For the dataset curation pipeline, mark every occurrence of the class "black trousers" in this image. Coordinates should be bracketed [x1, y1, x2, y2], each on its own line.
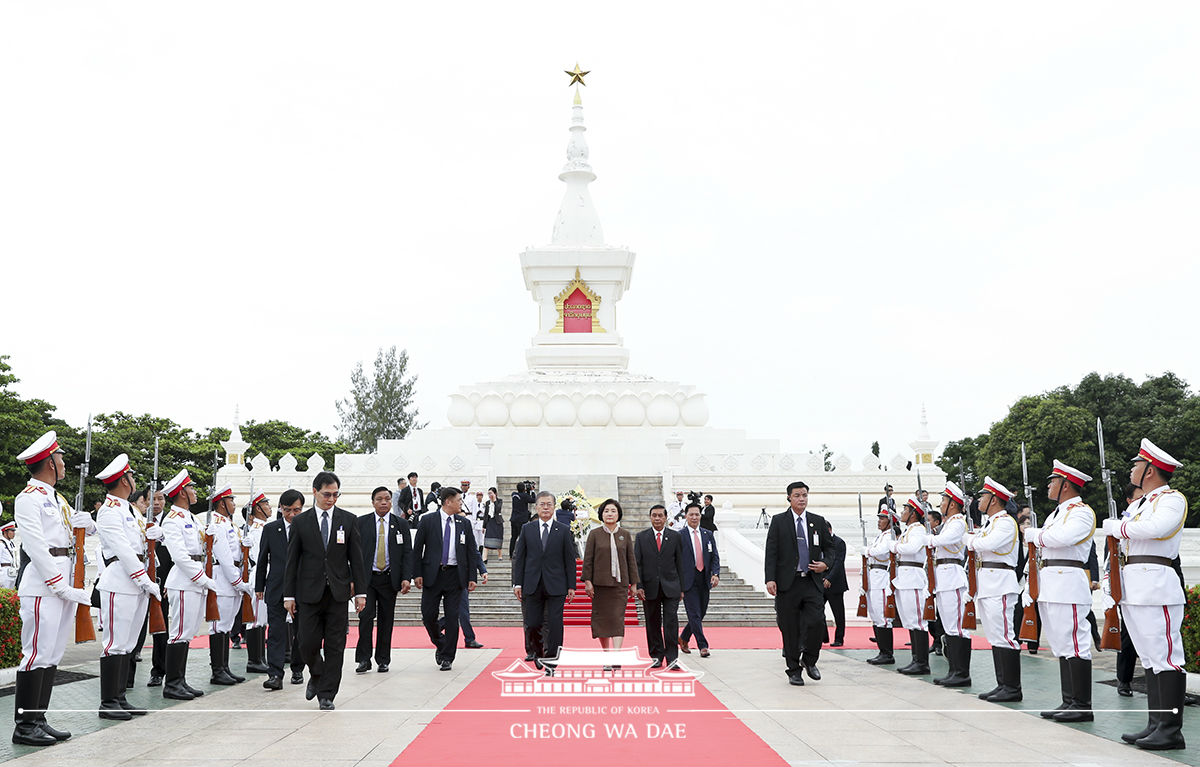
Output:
[266, 596, 304, 677]
[523, 582, 565, 660]
[643, 594, 680, 662]
[356, 571, 398, 665]
[776, 574, 824, 673]
[680, 579, 711, 649]
[1116, 609, 1137, 684]
[823, 589, 846, 644]
[421, 567, 462, 663]
[437, 588, 476, 643]
[509, 520, 524, 557]
[151, 568, 172, 676]
[296, 586, 349, 701]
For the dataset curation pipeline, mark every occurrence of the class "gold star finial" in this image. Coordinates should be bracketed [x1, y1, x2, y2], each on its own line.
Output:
[564, 63, 589, 87]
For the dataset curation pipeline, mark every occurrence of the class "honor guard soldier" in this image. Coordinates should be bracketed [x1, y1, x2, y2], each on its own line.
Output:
[242, 491, 272, 674]
[1027, 460, 1096, 723]
[927, 481, 971, 687]
[94, 454, 163, 720]
[0, 522, 17, 590]
[12, 431, 96, 746]
[864, 508, 898, 665]
[205, 484, 255, 685]
[160, 469, 217, 700]
[965, 477, 1022, 702]
[890, 497, 930, 675]
[1104, 438, 1187, 751]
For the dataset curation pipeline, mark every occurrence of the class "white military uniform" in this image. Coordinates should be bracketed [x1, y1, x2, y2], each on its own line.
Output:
[1111, 484, 1187, 672]
[0, 531, 17, 590]
[13, 479, 83, 671]
[162, 503, 210, 643]
[245, 517, 268, 627]
[96, 493, 152, 656]
[667, 498, 687, 530]
[890, 518, 929, 632]
[927, 513, 970, 637]
[971, 510, 1020, 650]
[864, 526, 895, 627]
[1031, 494, 1096, 660]
[207, 511, 247, 634]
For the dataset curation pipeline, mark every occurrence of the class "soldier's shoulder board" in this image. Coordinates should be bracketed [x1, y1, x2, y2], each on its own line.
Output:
[22, 484, 47, 495]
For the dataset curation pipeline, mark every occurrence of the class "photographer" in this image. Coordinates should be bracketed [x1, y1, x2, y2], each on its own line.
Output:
[509, 481, 536, 558]
[700, 494, 718, 532]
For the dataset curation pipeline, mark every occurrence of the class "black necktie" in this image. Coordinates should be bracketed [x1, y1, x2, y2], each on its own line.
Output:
[321, 511, 330, 549]
[541, 522, 549, 548]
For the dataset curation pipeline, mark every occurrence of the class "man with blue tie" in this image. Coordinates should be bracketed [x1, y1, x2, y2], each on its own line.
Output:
[678, 503, 720, 657]
[511, 491, 577, 670]
[413, 486, 479, 671]
[765, 481, 832, 686]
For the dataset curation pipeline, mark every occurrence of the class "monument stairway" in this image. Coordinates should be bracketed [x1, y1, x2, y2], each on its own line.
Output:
[365, 557, 778, 627]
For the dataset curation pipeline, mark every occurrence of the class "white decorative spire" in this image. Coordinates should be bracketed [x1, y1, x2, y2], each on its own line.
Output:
[551, 84, 605, 246]
[221, 406, 250, 466]
[910, 403, 939, 467]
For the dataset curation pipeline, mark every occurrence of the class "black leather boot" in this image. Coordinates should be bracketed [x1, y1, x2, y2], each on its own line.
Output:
[898, 630, 930, 675]
[1123, 670, 1159, 743]
[11, 669, 56, 746]
[1054, 657, 1093, 723]
[943, 637, 973, 687]
[210, 633, 238, 685]
[866, 626, 895, 665]
[1136, 670, 1186, 750]
[98, 655, 132, 720]
[178, 644, 205, 697]
[125, 649, 137, 689]
[223, 632, 246, 682]
[35, 666, 71, 741]
[116, 654, 146, 716]
[933, 634, 958, 684]
[1041, 658, 1072, 718]
[163, 643, 196, 700]
[988, 647, 1022, 702]
[245, 627, 270, 673]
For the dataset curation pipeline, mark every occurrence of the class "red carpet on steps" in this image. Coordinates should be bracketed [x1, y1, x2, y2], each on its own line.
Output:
[185, 624, 992, 651]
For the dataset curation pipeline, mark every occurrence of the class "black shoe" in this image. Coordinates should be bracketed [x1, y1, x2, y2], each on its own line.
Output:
[650, 658, 664, 669]
[377, 664, 389, 673]
[787, 672, 805, 686]
[245, 661, 270, 674]
[804, 664, 821, 681]
[11, 723, 57, 747]
[465, 641, 484, 649]
[147, 674, 163, 687]
[305, 679, 317, 700]
[163, 644, 196, 700]
[1136, 670, 1186, 750]
[291, 671, 304, 685]
[263, 676, 283, 691]
[12, 670, 57, 747]
[210, 667, 238, 686]
[318, 698, 335, 711]
[524, 654, 537, 662]
[34, 667, 72, 741]
[230, 638, 242, 650]
[1041, 659, 1073, 719]
[986, 648, 1023, 703]
[830, 640, 844, 647]
[866, 626, 896, 665]
[440, 660, 453, 671]
[1117, 681, 1133, 697]
[356, 661, 372, 673]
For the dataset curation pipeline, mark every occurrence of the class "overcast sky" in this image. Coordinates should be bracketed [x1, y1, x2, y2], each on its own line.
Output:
[2, 2, 1196, 462]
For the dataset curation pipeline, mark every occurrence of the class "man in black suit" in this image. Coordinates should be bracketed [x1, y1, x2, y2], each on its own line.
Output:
[395, 472, 424, 523]
[356, 486, 412, 674]
[821, 521, 848, 647]
[635, 505, 685, 668]
[412, 486, 479, 671]
[511, 490, 577, 669]
[509, 481, 537, 557]
[765, 481, 832, 686]
[255, 489, 305, 690]
[283, 472, 367, 710]
[878, 484, 896, 514]
[679, 503, 720, 657]
[700, 494, 718, 532]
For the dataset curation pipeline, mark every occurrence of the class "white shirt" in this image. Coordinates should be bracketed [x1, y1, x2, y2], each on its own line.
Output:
[440, 510, 458, 566]
[372, 513, 390, 571]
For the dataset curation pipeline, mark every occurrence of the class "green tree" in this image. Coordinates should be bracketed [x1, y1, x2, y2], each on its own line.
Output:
[937, 434, 990, 494]
[206, 420, 350, 471]
[336, 346, 425, 452]
[0, 356, 80, 515]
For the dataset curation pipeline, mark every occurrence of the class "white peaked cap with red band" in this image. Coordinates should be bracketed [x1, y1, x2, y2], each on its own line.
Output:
[17, 431, 64, 465]
[1048, 459, 1092, 487]
[163, 469, 194, 498]
[982, 476, 1015, 502]
[96, 453, 132, 484]
[250, 491, 267, 507]
[211, 484, 234, 503]
[904, 496, 924, 515]
[942, 481, 965, 506]
[1, 522, 16, 532]
[1134, 438, 1183, 474]
[877, 508, 900, 525]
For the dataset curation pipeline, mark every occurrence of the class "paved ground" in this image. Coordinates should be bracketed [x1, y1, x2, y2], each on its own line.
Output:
[0, 635, 1193, 766]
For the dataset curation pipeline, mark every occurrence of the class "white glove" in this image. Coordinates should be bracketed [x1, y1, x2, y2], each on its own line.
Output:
[70, 511, 96, 533]
[51, 581, 91, 605]
[200, 575, 218, 592]
[205, 523, 220, 537]
[887, 541, 897, 554]
[1101, 519, 1119, 537]
[1100, 592, 1116, 611]
[143, 581, 162, 601]
[144, 525, 165, 541]
[238, 582, 255, 597]
[963, 533, 976, 551]
[1100, 575, 1111, 597]
[1021, 591, 1035, 608]
[858, 587, 867, 597]
[1029, 530, 1043, 548]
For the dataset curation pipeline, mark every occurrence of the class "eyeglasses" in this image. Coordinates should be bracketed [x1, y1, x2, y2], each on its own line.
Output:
[318, 491, 340, 500]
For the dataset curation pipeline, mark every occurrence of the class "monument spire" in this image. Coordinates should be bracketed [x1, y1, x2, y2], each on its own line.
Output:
[552, 63, 604, 246]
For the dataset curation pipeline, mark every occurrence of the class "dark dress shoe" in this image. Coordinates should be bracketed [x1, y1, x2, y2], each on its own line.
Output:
[246, 662, 271, 674]
[699, 648, 711, 658]
[147, 674, 163, 687]
[830, 640, 844, 647]
[318, 698, 335, 711]
[12, 723, 57, 747]
[804, 664, 821, 681]
[290, 671, 304, 685]
[679, 637, 691, 654]
[464, 641, 484, 649]
[263, 676, 283, 691]
[1117, 681, 1132, 697]
[356, 661, 371, 673]
[787, 672, 805, 686]
[210, 668, 238, 686]
[230, 638, 242, 650]
[439, 660, 452, 671]
[377, 664, 389, 673]
[305, 679, 317, 701]
[524, 654, 537, 662]
[650, 658, 664, 669]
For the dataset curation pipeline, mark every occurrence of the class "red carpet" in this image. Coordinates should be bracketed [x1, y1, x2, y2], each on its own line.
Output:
[392, 645, 788, 767]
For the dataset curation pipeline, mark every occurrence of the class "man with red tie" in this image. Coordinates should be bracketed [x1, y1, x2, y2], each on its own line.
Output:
[634, 505, 685, 668]
[679, 503, 720, 657]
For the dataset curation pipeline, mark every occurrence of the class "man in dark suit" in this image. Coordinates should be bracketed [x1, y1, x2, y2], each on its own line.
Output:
[356, 486, 412, 674]
[255, 489, 306, 690]
[395, 472, 424, 523]
[283, 472, 367, 710]
[765, 481, 832, 686]
[412, 486, 479, 671]
[878, 484, 896, 514]
[700, 494, 718, 532]
[635, 504, 685, 668]
[509, 481, 537, 557]
[511, 491, 577, 669]
[821, 521, 848, 647]
[679, 503, 720, 657]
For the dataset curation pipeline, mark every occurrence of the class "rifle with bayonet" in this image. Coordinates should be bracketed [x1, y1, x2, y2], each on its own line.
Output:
[1018, 442, 1040, 642]
[857, 493, 869, 618]
[74, 415, 97, 643]
[960, 458, 978, 630]
[919, 470, 937, 622]
[203, 450, 220, 622]
[884, 506, 899, 620]
[1097, 418, 1123, 650]
[146, 437, 167, 634]
[240, 475, 256, 623]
